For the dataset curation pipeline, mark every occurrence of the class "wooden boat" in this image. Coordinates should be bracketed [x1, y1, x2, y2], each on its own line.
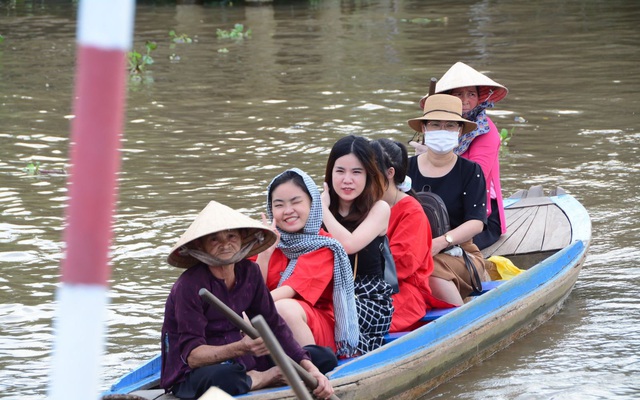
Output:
[102, 186, 591, 400]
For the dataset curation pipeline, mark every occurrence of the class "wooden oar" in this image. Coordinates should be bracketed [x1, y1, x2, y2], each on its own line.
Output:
[428, 77, 437, 95]
[252, 315, 312, 400]
[198, 288, 340, 400]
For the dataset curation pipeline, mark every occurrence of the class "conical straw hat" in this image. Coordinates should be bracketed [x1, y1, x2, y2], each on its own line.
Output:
[408, 94, 477, 134]
[419, 62, 508, 108]
[167, 201, 277, 268]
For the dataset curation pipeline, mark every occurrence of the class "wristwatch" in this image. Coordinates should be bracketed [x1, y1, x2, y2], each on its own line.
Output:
[444, 233, 454, 245]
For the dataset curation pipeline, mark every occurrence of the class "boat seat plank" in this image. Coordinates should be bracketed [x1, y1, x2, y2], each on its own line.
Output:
[504, 206, 532, 226]
[515, 205, 549, 253]
[505, 197, 555, 208]
[482, 208, 532, 257]
[484, 201, 572, 257]
[506, 207, 537, 231]
[505, 206, 539, 230]
[483, 187, 575, 259]
[523, 185, 544, 198]
[542, 205, 572, 250]
[488, 207, 538, 256]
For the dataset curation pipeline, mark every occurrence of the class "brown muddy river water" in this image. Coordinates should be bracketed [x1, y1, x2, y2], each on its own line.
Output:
[0, 1, 639, 399]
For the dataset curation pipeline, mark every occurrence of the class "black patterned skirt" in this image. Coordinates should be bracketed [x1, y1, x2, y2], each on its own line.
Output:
[354, 275, 394, 354]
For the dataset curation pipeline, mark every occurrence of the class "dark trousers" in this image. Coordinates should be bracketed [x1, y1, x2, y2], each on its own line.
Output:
[172, 362, 251, 399]
[473, 198, 502, 250]
[303, 344, 338, 374]
[171, 345, 336, 399]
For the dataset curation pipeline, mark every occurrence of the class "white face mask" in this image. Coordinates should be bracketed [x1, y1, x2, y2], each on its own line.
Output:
[424, 130, 459, 154]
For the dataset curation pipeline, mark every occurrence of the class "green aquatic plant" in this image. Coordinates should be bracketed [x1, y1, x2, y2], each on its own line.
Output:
[500, 128, 515, 145]
[128, 41, 157, 74]
[23, 161, 66, 176]
[216, 24, 251, 40]
[500, 116, 526, 146]
[0, 34, 4, 44]
[499, 116, 528, 146]
[169, 30, 192, 44]
[24, 161, 40, 175]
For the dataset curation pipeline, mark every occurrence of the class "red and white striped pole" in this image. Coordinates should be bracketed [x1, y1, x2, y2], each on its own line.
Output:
[49, 1, 135, 399]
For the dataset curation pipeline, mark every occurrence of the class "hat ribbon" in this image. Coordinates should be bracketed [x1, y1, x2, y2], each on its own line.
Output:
[482, 88, 495, 103]
[422, 109, 463, 118]
[179, 231, 266, 267]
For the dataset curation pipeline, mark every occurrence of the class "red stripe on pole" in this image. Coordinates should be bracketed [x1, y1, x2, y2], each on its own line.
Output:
[61, 45, 127, 285]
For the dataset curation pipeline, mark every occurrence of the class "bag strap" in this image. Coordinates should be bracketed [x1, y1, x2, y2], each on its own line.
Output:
[462, 250, 483, 294]
[353, 253, 358, 281]
[380, 236, 399, 294]
[420, 184, 433, 193]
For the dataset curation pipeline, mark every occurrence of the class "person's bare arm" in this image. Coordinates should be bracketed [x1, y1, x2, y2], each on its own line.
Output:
[186, 335, 270, 369]
[431, 219, 484, 256]
[321, 183, 390, 254]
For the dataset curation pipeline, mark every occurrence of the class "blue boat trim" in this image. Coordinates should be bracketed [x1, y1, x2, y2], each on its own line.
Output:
[328, 240, 586, 379]
[106, 354, 162, 395]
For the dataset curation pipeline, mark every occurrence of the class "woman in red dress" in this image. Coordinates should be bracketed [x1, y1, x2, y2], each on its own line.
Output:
[256, 168, 360, 365]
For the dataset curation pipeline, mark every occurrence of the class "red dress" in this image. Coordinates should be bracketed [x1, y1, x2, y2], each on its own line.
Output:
[388, 196, 436, 332]
[266, 229, 336, 351]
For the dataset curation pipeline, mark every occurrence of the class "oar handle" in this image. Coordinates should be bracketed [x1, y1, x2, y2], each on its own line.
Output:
[198, 288, 340, 400]
[428, 77, 437, 95]
[199, 288, 261, 339]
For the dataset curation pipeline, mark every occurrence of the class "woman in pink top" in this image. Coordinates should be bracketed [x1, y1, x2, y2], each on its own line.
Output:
[415, 62, 508, 249]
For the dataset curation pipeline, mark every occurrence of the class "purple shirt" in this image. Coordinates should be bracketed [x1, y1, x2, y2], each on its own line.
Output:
[160, 259, 310, 390]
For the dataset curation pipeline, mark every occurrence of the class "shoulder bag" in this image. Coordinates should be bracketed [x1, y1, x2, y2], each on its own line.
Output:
[380, 236, 399, 294]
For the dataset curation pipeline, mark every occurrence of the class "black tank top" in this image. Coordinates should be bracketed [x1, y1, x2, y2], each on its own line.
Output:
[336, 215, 385, 278]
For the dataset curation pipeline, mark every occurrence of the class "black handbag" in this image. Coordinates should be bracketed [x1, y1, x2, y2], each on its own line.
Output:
[380, 235, 399, 294]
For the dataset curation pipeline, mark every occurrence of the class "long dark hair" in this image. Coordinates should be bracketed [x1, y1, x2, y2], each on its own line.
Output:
[371, 138, 418, 199]
[324, 135, 385, 225]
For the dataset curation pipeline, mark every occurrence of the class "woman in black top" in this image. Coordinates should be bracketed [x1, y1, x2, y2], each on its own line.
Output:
[407, 94, 489, 306]
[321, 135, 394, 355]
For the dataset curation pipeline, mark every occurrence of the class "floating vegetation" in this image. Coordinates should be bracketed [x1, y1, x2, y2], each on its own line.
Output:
[0, 34, 4, 44]
[500, 116, 526, 146]
[169, 30, 193, 44]
[24, 161, 66, 176]
[216, 24, 251, 40]
[128, 41, 157, 75]
[169, 30, 193, 53]
[500, 127, 515, 146]
[218, 48, 229, 53]
[168, 31, 192, 62]
[24, 161, 40, 175]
